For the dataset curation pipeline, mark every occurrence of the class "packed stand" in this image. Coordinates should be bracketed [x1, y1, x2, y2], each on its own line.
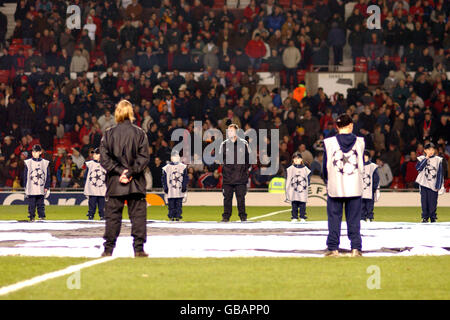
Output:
[0, 0, 449, 190]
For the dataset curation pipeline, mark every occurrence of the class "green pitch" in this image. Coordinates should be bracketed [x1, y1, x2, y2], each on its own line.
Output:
[1, 205, 449, 222]
[1, 256, 449, 300]
[0, 205, 449, 300]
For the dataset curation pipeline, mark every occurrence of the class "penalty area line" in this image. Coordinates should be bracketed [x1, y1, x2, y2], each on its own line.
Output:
[0, 256, 117, 296]
[248, 209, 291, 221]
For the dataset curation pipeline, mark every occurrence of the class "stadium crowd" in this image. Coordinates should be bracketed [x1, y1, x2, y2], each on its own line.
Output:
[0, 0, 449, 190]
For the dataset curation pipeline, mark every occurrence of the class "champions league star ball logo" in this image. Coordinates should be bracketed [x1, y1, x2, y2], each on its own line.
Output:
[89, 168, 106, 188]
[290, 175, 308, 193]
[424, 165, 437, 181]
[332, 149, 359, 175]
[30, 168, 45, 186]
[363, 173, 371, 190]
[170, 171, 183, 189]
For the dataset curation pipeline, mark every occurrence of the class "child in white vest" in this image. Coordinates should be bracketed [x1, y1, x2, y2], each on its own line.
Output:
[285, 153, 311, 222]
[361, 151, 380, 222]
[162, 153, 188, 221]
[84, 148, 107, 220]
[322, 114, 365, 257]
[24, 145, 50, 222]
[415, 143, 445, 223]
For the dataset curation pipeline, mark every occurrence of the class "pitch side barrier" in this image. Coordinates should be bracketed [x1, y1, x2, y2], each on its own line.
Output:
[1, 185, 449, 207]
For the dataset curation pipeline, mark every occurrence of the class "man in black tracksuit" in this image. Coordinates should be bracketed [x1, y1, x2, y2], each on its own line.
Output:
[218, 124, 251, 222]
[100, 100, 150, 257]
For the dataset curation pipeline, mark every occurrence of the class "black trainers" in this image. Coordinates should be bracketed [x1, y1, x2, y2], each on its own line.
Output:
[221, 218, 230, 222]
[240, 216, 247, 222]
[38, 217, 46, 221]
[88, 216, 94, 220]
[430, 218, 437, 223]
[422, 218, 429, 223]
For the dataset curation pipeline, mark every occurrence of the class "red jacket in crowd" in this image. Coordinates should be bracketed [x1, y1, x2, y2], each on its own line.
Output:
[245, 39, 266, 59]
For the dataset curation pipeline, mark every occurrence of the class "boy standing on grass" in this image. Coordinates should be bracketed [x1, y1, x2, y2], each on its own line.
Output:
[84, 148, 107, 220]
[416, 143, 445, 223]
[322, 114, 365, 257]
[285, 153, 311, 222]
[162, 152, 188, 221]
[361, 151, 380, 222]
[24, 145, 50, 222]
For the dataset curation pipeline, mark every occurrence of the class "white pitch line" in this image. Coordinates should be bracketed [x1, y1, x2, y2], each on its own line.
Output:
[248, 209, 291, 221]
[0, 256, 116, 296]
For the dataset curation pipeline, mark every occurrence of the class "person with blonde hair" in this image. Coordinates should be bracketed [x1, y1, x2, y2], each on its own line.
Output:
[100, 100, 150, 257]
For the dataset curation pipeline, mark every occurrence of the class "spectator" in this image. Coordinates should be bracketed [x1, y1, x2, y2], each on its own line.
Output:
[70, 49, 89, 73]
[327, 22, 346, 66]
[401, 151, 419, 188]
[282, 40, 301, 89]
[376, 158, 393, 188]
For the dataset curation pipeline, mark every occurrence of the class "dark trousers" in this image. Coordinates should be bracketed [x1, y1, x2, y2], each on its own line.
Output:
[361, 198, 374, 220]
[326, 196, 362, 251]
[285, 68, 298, 89]
[420, 186, 438, 220]
[291, 201, 306, 219]
[351, 47, 363, 64]
[222, 184, 247, 220]
[28, 195, 45, 219]
[333, 46, 343, 65]
[168, 197, 183, 219]
[103, 194, 147, 253]
[88, 196, 105, 218]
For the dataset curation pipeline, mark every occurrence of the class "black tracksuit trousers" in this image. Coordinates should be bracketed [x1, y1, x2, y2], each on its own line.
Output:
[103, 194, 147, 253]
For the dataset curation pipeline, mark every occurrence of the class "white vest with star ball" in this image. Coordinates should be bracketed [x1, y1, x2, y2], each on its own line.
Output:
[162, 162, 187, 199]
[415, 155, 442, 192]
[84, 160, 107, 196]
[285, 165, 311, 202]
[362, 162, 378, 199]
[24, 158, 49, 196]
[324, 136, 365, 198]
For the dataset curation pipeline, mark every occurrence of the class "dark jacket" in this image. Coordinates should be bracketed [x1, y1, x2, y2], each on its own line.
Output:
[100, 120, 150, 196]
[218, 137, 251, 185]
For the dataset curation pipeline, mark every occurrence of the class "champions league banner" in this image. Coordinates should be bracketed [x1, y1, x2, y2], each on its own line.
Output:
[0, 192, 167, 206]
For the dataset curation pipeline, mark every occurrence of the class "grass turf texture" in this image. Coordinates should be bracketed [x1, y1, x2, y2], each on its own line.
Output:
[0, 205, 449, 222]
[0, 256, 449, 299]
[1, 206, 449, 299]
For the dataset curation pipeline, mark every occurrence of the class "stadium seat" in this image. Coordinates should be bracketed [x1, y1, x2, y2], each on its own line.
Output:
[11, 38, 23, 45]
[390, 176, 405, 189]
[368, 70, 380, 85]
[279, 70, 287, 86]
[392, 56, 401, 68]
[258, 62, 269, 72]
[297, 69, 307, 82]
[213, 0, 225, 8]
[0, 70, 10, 84]
[280, 0, 292, 8]
[355, 57, 367, 72]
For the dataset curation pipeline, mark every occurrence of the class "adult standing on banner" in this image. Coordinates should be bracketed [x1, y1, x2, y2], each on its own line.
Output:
[100, 100, 150, 257]
[219, 124, 251, 222]
[322, 114, 365, 257]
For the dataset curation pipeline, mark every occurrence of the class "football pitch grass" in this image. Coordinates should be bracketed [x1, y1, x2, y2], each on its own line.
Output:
[0, 205, 449, 300]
